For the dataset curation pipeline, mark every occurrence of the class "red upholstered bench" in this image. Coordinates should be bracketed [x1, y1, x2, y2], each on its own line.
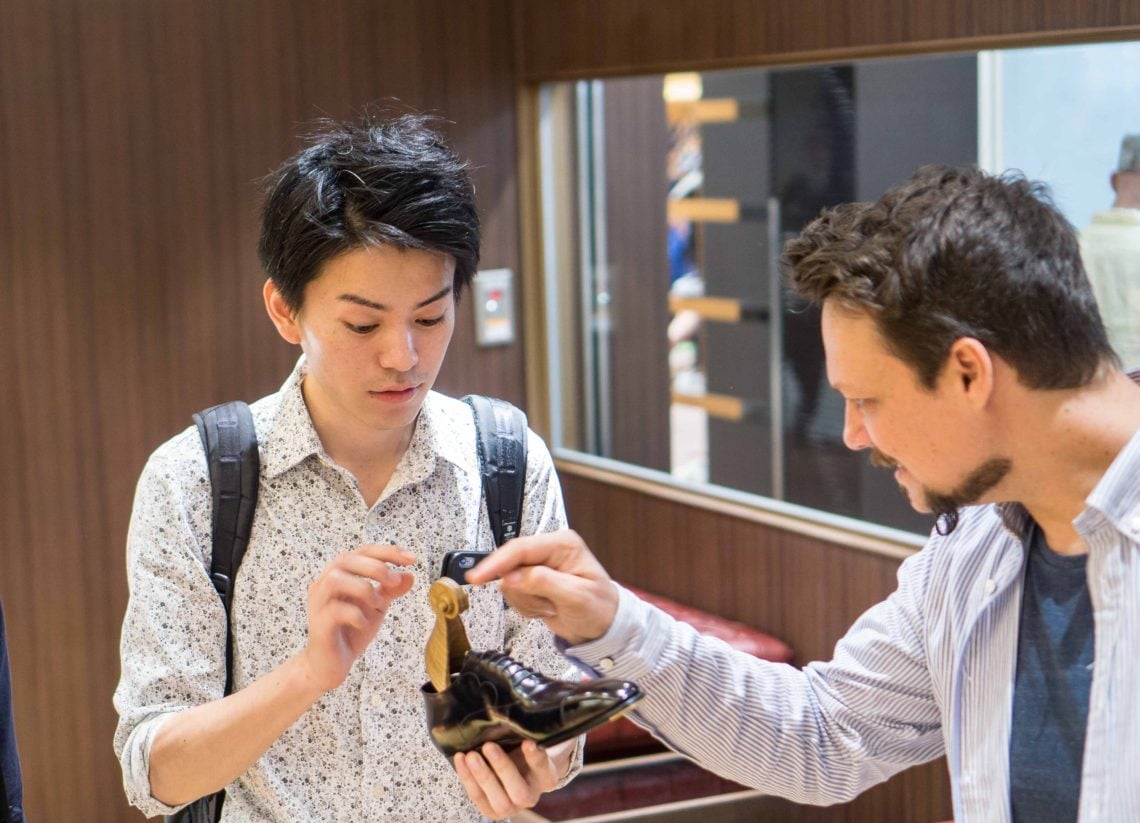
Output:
[584, 586, 795, 761]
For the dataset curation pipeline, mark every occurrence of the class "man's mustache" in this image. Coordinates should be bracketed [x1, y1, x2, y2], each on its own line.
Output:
[869, 448, 898, 470]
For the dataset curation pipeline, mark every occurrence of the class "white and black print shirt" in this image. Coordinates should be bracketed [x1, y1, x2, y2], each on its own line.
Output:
[114, 357, 574, 821]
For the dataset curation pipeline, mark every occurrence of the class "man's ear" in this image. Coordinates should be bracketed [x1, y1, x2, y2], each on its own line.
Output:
[945, 337, 994, 407]
[263, 279, 302, 345]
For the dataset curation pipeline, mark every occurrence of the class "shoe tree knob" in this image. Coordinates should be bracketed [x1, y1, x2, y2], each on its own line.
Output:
[426, 577, 471, 692]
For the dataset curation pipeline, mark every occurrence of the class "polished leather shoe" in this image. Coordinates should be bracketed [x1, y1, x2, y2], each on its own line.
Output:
[421, 650, 644, 757]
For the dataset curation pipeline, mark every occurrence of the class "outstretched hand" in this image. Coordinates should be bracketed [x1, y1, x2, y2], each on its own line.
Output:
[465, 529, 618, 645]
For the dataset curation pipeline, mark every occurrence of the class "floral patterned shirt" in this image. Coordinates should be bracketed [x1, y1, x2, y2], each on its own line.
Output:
[114, 357, 574, 821]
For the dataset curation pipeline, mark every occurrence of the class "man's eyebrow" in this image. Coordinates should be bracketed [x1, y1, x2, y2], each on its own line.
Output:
[336, 286, 453, 311]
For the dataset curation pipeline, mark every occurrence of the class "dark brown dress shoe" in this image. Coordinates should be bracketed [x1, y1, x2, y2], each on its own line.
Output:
[421, 650, 644, 758]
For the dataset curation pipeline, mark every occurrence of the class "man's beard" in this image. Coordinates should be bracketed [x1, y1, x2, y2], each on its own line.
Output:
[870, 448, 1012, 534]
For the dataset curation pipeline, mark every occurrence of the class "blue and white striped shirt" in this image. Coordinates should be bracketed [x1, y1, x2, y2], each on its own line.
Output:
[570, 429, 1140, 822]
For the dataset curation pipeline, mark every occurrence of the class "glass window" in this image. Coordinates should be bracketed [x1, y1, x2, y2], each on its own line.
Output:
[537, 42, 1140, 536]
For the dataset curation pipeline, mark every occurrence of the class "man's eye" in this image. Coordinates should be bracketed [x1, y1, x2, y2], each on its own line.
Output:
[346, 323, 378, 334]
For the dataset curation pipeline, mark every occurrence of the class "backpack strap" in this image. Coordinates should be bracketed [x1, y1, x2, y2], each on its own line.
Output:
[462, 395, 528, 546]
[172, 402, 258, 823]
[192, 401, 260, 696]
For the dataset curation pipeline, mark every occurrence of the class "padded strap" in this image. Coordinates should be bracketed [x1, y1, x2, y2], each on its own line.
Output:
[178, 402, 258, 823]
[462, 395, 528, 546]
[192, 401, 259, 696]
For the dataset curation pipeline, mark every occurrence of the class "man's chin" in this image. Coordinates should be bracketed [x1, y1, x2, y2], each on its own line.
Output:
[361, 402, 424, 433]
[906, 492, 935, 515]
[893, 475, 933, 514]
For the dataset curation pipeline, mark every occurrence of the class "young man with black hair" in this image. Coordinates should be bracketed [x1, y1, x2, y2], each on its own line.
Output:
[114, 114, 579, 822]
[467, 165, 1140, 822]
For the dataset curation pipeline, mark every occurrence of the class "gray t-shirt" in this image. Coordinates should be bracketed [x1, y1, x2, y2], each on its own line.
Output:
[1009, 522, 1095, 823]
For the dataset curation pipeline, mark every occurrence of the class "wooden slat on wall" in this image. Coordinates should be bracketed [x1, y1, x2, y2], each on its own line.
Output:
[513, 0, 1140, 80]
[560, 468, 954, 822]
[0, 1, 519, 819]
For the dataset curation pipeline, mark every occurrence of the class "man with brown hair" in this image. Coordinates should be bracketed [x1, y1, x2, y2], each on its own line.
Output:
[467, 165, 1140, 822]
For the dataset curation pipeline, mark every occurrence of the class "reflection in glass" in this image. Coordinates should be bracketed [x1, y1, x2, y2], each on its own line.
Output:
[539, 41, 1140, 537]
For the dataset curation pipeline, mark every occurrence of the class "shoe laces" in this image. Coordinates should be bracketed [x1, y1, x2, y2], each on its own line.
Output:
[478, 652, 545, 690]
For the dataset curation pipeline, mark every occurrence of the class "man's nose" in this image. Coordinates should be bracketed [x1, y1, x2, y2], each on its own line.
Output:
[378, 326, 418, 372]
[842, 403, 871, 451]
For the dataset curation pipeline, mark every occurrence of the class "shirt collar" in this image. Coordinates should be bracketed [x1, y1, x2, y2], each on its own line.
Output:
[262, 356, 325, 479]
[261, 355, 474, 484]
[1082, 369, 1140, 535]
[387, 392, 474, 496]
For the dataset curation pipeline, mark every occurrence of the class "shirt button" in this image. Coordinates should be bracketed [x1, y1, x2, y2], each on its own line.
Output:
[983, 579, 996, 595]
[597, 657, 615, 672]
[370, 693, 383, 708]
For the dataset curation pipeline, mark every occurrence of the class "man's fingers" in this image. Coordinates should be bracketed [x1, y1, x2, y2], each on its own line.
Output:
[498, 591, 557, 620]
[316, 549, 418, 604]
[314, 565, 415, 608]
[464, 536, 558, 584]
[452, 755, 489, 810]
[385, 571, 416, 600]
[499, 564, 620, 645]
[336, 548, 416, 582]
[324, 599, 373, 631]
[454, 744, 553, 818]
[356, 544, 418, 565]
[483, 742, 538, 806]
[466, 529, 589, 584]
[518, 740, 557, 792]
[458, 749, 513, 818]
[498, 564, 592, 611]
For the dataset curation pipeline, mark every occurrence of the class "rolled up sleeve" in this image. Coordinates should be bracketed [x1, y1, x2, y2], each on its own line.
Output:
[113, 439, 227, 817]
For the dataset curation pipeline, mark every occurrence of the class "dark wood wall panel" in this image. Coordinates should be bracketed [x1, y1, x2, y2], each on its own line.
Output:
[561, 469, 953, 822]
[513, 0, 1140, 80]
[0, 1, 518, 819]
[601, 77, 672, 472]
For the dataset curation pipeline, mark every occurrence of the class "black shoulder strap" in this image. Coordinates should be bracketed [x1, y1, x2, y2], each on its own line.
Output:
[462, 395, 528, 546]
[172, 402, 258, 823]
[192, 401, 260, 697]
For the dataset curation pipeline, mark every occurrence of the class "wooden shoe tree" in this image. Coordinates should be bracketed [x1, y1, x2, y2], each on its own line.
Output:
[425, 577, 471, 692]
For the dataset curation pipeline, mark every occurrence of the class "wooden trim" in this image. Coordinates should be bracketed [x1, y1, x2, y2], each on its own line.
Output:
[668, 294, 767, 323]
[670, 295, 744, 322]
[514, 9, 1140, 82]
[521, 790, 769, 823]
[665, 97, 739, 124]
[518, 753, 767, 823]
[667, 197, 740, 223]
[554, 453, 924, 561]
[671, 389, 748, 420]
[517, 84, 552, 439]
